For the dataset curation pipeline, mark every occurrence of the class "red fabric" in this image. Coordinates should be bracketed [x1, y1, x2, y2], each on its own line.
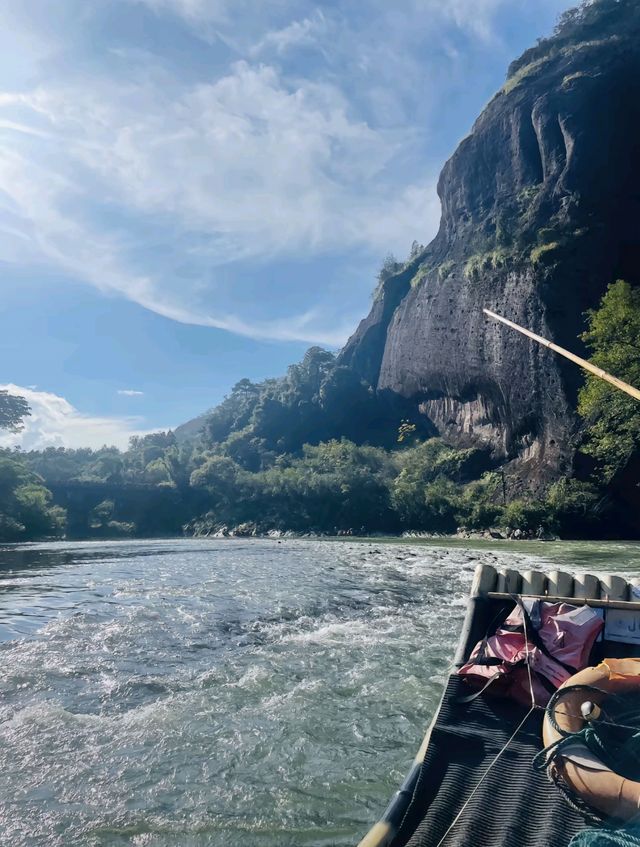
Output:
[458, 600, 604, 706]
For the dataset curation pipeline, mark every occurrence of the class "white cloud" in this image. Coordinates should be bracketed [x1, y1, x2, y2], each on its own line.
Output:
[0, 384, 153, 450]
[136, 0, 508, 44]
[133, 0, 231, 23]
[16, 63, 416, 250]
[250, 12, 327, 57]
[5, 0, 576, 347]
[432, 0, 506, 41]
[117, 389, 144, 396]
[0, 61, 441, 344]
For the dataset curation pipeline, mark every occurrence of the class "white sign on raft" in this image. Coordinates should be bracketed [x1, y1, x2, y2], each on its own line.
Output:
[604, 609, 640, 645]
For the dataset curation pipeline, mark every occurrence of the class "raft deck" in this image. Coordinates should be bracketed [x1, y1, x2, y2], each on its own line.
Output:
[359, 565, 640, 847]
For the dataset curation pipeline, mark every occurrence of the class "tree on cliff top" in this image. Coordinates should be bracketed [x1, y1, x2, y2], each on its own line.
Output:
[508, 0, 640, 80]
[578, 280, 640, 479]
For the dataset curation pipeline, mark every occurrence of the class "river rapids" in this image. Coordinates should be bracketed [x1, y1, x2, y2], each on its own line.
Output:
[0, 538, 638, 846]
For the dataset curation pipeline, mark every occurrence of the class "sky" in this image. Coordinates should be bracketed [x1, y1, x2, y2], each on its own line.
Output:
[0, 0, 577, 450]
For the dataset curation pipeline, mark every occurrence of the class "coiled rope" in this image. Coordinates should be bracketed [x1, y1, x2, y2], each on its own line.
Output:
[533, 684, 640, 783]
[439, 594, 640, 847]
[569, 826, 640, 847]
[533, 683, 640, 847]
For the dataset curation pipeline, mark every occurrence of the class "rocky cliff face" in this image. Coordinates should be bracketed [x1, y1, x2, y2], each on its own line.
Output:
[339, 0, 640, 491]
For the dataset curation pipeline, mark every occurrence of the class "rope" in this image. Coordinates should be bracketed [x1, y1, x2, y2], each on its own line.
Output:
[569, 824, 640, 846]
[533, 685, 640, 783]
[440, 595, 640, 846]
[531, 683, 640, 836]
[533, 702, 640, 735]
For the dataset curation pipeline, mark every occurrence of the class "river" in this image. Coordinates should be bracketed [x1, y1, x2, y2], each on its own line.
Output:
[0, 538, 639, 847]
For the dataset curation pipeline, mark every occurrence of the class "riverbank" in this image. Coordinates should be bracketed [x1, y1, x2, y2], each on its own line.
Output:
[185, 519, 559, 542]
[26, 522, 639, 546]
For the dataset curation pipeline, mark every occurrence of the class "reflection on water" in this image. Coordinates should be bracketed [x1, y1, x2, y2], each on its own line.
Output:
[0, 537, 638, 846]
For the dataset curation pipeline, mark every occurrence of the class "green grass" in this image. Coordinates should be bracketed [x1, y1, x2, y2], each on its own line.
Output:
[410, 260, 457, 288]
[517, 185, 541, 208]
[502, 58, 550, 94]
[464, 249, 511, 280]
[562, 71, 589, 87]
[438, 260, 455, 281]
[410, 265, 430, 288]
[530, 241, 561, 265]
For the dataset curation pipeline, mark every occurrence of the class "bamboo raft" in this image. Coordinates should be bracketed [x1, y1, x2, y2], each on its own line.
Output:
[358, 565, 640, 847]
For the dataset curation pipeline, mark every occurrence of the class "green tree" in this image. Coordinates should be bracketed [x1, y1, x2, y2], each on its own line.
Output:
[423, 477, 462, 533]
[457, 474, 504, 530]
[87, 498, 134, 537]
[545, 479, 602, 536]
[190, 455, 244, 518]
[89, 499, 115, 527]
[372, 253, 402, 300]
[0, 390, 30, 432]
[25, 446, 96, 482]
[0, 451, 66, 540]
[144, 458, 172, 484]
[16, 484, 66, 537]
[391, 440, 488, 528]
[502, 499, 548, 533]
[578, 280, 640, 479]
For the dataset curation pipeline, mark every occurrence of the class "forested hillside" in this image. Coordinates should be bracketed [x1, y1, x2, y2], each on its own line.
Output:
[3, 275, 639, 541]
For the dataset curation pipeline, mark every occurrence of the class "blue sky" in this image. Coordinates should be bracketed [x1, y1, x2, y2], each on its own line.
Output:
[0, 0, 575, 449]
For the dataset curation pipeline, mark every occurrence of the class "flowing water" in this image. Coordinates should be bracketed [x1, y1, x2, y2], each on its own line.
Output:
[0, 537, 639, 847]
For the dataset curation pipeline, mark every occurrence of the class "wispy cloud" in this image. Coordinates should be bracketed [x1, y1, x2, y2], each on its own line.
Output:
[0, 0, 574, 346]
[136, 0, 510, 44]
[0, 384, 153, 450]
[249, 12, 328, 58]
[131, 0, 233, 25]
[117, 389, 144, 396]
[0, 60, 439, 344]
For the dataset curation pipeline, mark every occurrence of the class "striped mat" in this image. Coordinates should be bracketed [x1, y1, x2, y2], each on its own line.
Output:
[392, 675, 589, 847]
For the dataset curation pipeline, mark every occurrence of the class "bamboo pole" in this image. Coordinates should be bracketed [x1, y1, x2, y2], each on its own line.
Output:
[483, 308, 640, 402]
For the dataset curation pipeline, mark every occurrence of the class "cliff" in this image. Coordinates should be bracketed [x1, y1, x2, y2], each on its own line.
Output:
[339, 0, 640, 493]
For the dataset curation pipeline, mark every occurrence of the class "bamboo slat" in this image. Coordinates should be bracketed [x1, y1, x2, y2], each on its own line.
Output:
[572, 573, 600, 599]
[599, 574, 629, 601]
[547, 570, 574, 597]
[497, 569, 521, 593]
[521, 570, 547, 595]
[486, 592, 640, 612]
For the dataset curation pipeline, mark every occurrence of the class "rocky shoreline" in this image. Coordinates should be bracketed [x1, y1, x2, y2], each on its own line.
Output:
[184, 519, 558, 542]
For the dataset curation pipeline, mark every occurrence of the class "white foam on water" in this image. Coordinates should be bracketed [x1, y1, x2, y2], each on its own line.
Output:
[1, 537, 634, 846]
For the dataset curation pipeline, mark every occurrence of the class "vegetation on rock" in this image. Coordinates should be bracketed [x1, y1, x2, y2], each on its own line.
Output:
[507, 0, 637, 80]
[0, 421, 616, 541]
[578, 280, 640, 480]
[2, 273, 638, 542]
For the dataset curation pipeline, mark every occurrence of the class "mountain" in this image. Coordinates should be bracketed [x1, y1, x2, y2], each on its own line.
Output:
[181, 0, 640, 495]
[341, 0, 640, 493]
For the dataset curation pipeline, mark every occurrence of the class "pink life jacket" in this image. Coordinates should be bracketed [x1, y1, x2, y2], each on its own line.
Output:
[458, 598, 604, 706]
